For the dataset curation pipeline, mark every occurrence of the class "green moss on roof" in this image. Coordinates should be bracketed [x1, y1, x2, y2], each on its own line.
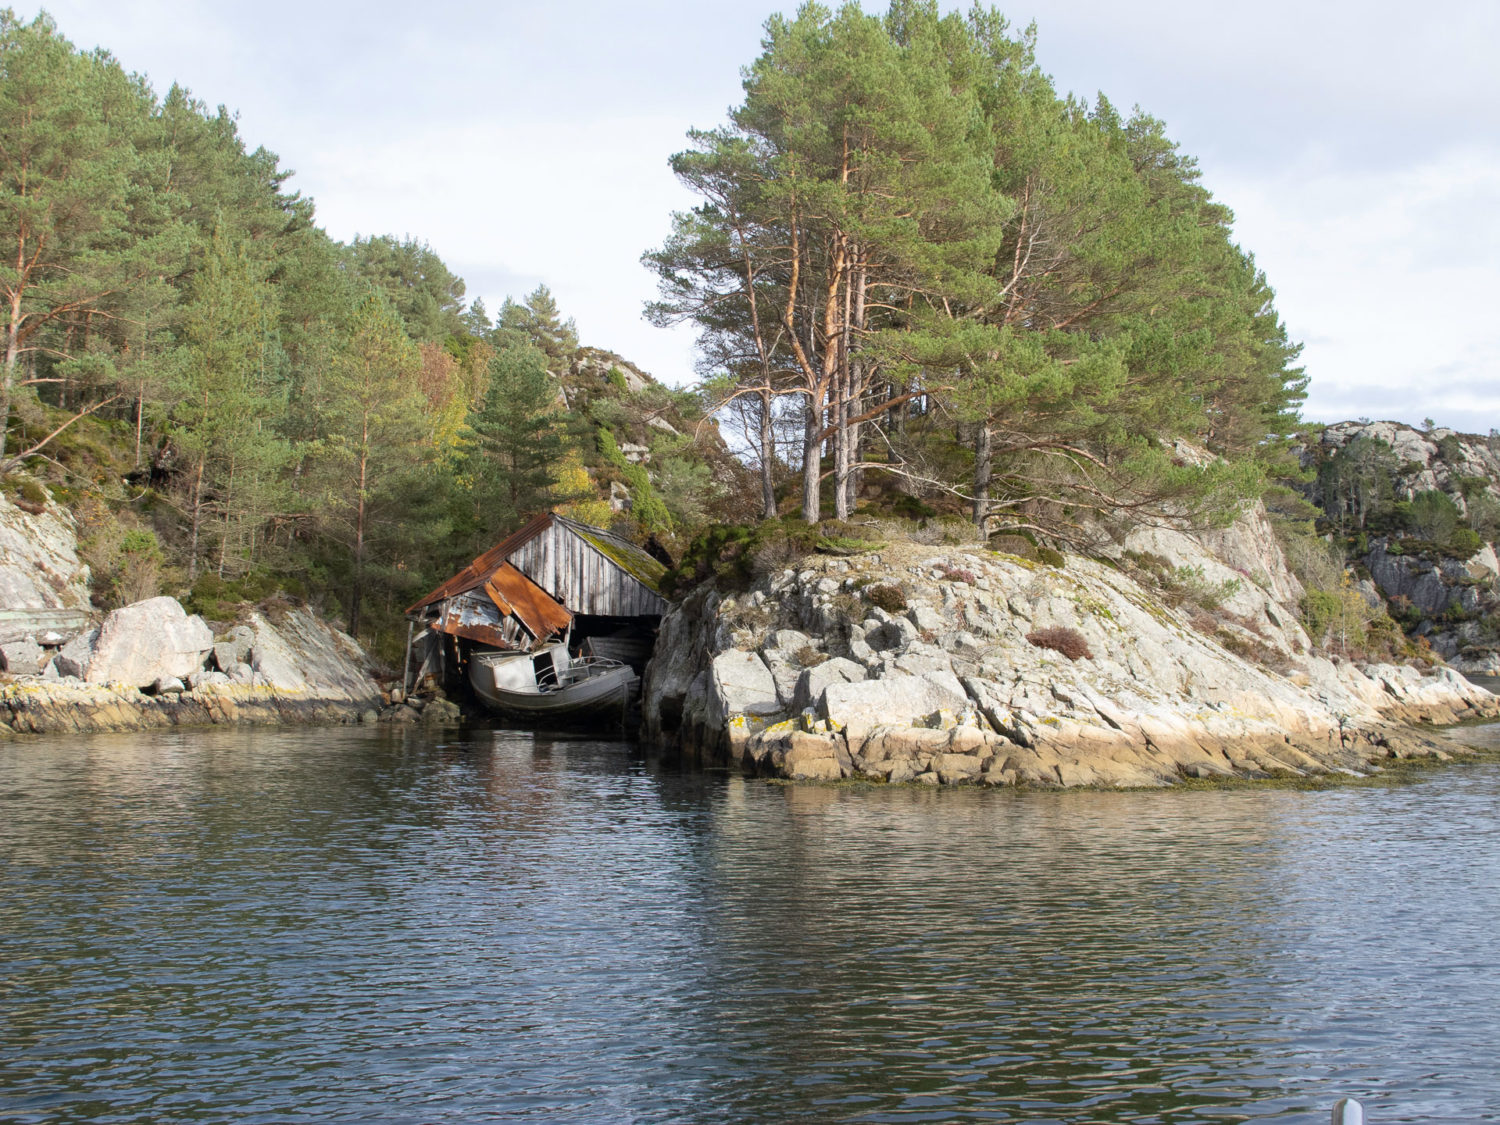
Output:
[568, 521, 667, 593]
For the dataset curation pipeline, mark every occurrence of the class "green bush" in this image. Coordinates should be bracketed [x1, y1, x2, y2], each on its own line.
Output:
[185, 568, 283, 621]
[661, 519, 821, 595]
[1448, 527, 1482, 558]
[1035, 546, 1065, 568]
[1401, 489, 1461, 543]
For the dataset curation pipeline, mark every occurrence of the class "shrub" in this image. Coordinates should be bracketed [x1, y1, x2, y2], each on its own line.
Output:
[1401, 489, 1461, 544]
[2, 474, 49, 512]
[661, 519, 820, 596]
[990, 533, 1037, 560]
[1026, 626, 1093, 661]
[1035, 546, 1065, 568]
[938, 565, 976, 585]
[1159, 565, 1242, 611]
[888, 493, 937, 520]
[1448, 527, 1482, 558]
[863, 583, 908, 613]
[794, 645, 828, 668]
[815, 518, 884, 555]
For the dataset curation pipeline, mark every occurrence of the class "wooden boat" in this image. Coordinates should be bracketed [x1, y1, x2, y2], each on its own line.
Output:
[466, 642, 638, 724]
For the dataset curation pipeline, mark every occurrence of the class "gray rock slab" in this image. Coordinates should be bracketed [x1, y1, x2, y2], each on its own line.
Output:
[792, 656, 867, 713]
[711, 650, 782, 718]
[0, 638, 44, 674]
[821, 674, 969, 746]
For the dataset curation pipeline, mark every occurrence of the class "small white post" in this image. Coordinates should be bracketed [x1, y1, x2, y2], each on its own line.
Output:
[1332, 1097, 1364, 1125]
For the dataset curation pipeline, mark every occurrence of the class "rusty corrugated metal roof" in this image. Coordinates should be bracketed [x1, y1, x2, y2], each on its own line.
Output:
[484, 563, 572, 641]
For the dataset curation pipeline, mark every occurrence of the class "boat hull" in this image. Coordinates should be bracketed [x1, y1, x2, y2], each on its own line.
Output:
[467, 653, 638, 724]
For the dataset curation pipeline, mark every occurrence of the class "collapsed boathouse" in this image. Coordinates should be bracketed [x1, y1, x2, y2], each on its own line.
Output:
[404, 513, 669, 696]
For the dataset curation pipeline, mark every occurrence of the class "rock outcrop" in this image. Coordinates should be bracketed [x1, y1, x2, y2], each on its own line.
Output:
[1309, 421, 1500, 672]
[0, 598, 382, 737]
[643, 517, 1497, 788]
[0, 487, 91, 618]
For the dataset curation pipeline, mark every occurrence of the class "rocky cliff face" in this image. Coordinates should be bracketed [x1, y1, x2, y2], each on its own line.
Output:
[0, 490, 91, 620]
[643, 513, 1495, 788]
[1309, 421, 1500, 672]
[1316, 421, 1500, 500]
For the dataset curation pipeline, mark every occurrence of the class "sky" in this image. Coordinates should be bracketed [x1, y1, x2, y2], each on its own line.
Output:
[24, 0, 1500, 432]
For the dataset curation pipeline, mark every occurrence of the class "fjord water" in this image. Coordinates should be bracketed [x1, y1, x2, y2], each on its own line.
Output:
[3, 728, 1499, 1124]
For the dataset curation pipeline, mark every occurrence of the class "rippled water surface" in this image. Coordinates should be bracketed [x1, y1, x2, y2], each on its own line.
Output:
[4, 726, 1500, 1123]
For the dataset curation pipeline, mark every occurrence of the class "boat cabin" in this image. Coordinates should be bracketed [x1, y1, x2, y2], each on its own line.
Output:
[405, 513, 669, 701]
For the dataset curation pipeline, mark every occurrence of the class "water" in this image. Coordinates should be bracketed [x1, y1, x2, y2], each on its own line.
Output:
[3, 727, 1500, 1124]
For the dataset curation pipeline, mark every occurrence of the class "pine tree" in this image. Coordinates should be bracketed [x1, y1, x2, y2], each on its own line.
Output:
[319, 295, 425, 637]
[0, 12, 159, 464]
[493, 285, 578, 372]
[169, 220, 287, 581]
[468, 343, 564, 538]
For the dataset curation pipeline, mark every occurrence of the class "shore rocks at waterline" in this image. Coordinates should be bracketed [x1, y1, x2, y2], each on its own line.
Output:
[642, 529, 1499, 788]
[0, 597, 383, 737]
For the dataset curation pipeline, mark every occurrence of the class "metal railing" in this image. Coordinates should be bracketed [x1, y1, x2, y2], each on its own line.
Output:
[535, 655, 629, 693]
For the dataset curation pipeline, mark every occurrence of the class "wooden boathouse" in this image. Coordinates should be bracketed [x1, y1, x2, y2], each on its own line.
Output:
[404, 513, 670, 692]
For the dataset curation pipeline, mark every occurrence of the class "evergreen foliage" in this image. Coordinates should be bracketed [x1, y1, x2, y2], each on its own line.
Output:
[647, 1, 1307, 538]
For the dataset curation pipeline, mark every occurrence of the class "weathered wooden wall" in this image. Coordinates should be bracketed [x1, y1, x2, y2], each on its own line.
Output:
[508, 524, 667, 617]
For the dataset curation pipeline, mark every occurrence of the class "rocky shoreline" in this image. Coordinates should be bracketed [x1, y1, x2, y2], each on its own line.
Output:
[642, 509, 1500, 788]
[0, 597, 392, 737]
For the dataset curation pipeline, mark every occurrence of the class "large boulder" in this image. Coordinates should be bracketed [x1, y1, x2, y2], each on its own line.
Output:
[85, 597, 214, 688]
[0, 638, 44, 674]
[53, 628, 98, 679]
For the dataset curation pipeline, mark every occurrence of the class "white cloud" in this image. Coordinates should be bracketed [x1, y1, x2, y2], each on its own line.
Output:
[1211, 147, 1500, 429]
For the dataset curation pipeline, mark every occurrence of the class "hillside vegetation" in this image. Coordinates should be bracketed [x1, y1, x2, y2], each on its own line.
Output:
[0, 13, 748, 658]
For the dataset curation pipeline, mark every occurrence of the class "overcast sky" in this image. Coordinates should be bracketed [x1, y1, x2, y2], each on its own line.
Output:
[26, 0, 1500, 432]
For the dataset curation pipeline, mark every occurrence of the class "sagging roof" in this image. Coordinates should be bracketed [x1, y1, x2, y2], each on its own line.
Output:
[484, 563, 573, 640]
[407, 512, 669, 618]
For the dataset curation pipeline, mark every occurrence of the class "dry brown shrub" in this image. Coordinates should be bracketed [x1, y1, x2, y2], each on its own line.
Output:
[863, 583, 908, 613]
[794, 645, 828, 668]
[1025, 626, 1093, 661]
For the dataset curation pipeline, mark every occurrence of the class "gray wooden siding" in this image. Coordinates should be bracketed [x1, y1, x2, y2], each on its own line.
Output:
[508, 523, 667, 617]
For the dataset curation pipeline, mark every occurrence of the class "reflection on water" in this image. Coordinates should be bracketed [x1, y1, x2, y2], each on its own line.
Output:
[3, 726, 1500, 1123]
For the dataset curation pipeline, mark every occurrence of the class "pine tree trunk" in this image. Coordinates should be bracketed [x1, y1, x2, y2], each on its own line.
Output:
[759, 387, 776, 520]
[833, 366, 850, 520]
[843, 259, 867, 516]
[349, 423, 370, 639]
[187, 454, 205, 582]
[801, 394, 821, 523]
[972, 422, 993, 532]
[1, 287, 22, 464]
